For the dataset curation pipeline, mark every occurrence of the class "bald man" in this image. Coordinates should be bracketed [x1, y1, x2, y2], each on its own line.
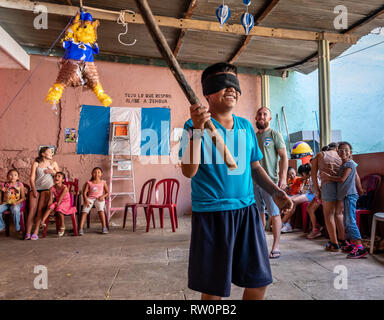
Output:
[254, 107, 289, 259]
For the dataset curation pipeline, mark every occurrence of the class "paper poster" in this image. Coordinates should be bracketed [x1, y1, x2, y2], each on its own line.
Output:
[65, 128, 77, 143]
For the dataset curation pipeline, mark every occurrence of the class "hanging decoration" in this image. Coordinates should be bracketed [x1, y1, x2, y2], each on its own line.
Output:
[216, 1, 231, 27]
[117, 10, 137, 46]
[241, 0, 254, 35]
[45, 11, 112, 107]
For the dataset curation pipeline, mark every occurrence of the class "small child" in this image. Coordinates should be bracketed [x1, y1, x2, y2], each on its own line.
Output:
[39, 172, 76, 237]
[79, 167, 109, 235]
[323, 141, 367, 259]
[0, 169, 25, 238]
[282, 164, 315, 233]
[286, 167, 303, 196]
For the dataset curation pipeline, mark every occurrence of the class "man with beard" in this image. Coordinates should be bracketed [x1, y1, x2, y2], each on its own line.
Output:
[254, 107, 289, 259]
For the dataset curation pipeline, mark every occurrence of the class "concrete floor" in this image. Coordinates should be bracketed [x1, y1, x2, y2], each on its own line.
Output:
[1, 213, 384, 300]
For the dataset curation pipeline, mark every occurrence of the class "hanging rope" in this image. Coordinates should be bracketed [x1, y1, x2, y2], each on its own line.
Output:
[117, 10, 137, 46]
[0, 13, 77, 120]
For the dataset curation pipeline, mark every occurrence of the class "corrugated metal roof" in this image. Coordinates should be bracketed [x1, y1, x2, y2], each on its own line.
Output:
[1, 0, 383, 75]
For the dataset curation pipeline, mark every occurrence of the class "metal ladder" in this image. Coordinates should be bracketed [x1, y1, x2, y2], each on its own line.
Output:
[108, 122, 136, 222]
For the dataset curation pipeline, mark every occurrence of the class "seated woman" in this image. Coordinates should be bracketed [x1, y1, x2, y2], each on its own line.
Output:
[281, 164, 313, 233]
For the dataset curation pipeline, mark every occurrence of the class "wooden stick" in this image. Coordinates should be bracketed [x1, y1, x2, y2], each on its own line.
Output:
[281, 106, 291, 155]
[134, 0, 237, 170]
[276, 113, 282, 134]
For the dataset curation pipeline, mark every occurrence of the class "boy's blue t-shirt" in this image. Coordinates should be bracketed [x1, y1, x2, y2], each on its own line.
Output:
[179, 115, 263, 212]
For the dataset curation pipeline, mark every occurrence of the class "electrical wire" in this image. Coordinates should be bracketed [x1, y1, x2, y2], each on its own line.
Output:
[335, 39, 384, 60]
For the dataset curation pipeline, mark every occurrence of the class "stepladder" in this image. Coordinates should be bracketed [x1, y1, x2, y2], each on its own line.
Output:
[108, 122, 136, 223]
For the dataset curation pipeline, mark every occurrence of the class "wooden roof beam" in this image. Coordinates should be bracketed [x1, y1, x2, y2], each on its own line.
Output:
[276, 4, 384, 71]
[344, 5, 384, 35]
[0, 0, 357, 44]
[229, 0, 280, 64]
[173, 0, 198, 57]
[0, 25, 30, 70]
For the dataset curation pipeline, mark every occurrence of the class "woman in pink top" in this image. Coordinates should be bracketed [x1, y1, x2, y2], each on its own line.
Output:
[79, 167, 109, 235]
[311, 143, 345, 252]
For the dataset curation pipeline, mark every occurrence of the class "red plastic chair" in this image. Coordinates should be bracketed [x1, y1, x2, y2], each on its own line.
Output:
[3, 183, 29, 237]
[147, 179, 180, 232]
[42, 179, 79, 237]
[356, 175, 381, 229]
[301, 201, 311, 233]
[123, 178, 156, 232]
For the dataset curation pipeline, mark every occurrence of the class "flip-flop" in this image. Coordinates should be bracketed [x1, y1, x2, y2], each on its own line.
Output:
[31, 234, 39, 240]
[269, 250, 281, 259]
[24, 233, 31, 240]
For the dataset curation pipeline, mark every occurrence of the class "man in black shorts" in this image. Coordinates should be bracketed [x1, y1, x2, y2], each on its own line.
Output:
[179, 62, 293, 299]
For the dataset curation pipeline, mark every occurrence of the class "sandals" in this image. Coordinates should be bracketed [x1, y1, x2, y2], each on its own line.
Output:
[31, 234, 39, 240]
[269, 250, 281, 259]
[58, 227, 65, 237]
[40, 222, 47, 229]
[24, 233, 31, 240]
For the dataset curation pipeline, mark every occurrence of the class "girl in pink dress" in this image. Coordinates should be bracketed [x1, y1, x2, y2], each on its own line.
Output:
[40, 172, 76, 237]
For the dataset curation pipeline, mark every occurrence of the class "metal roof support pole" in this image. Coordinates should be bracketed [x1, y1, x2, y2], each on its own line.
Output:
[261, 74, 270, 108]
[317, 39, 331, 149]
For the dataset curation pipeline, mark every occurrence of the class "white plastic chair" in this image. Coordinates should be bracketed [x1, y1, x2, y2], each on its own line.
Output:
[370, 212, 384, 254]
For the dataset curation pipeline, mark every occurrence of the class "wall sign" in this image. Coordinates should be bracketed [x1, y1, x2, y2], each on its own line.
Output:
[125, 92, 172, 104]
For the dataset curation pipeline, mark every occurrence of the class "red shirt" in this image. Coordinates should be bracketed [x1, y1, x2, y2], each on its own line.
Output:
[287, 177, 303, 195]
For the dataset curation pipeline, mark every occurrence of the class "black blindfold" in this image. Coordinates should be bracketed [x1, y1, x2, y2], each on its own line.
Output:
[202, 73, 241, 96]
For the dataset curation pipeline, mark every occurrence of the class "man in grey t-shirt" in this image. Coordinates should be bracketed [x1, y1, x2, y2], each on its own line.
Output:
[254, 107, 289, 259]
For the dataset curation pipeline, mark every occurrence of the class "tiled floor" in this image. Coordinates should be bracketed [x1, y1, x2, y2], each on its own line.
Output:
[1, 214, 383, 300]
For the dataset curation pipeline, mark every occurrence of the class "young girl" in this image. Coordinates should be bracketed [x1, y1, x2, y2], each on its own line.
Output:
[323, 142, 366, 259]
[0, 169, 25, 237]
[26, 147, 60, 240]
[286, 167, 303, 196]
[311, 142, 345, 251]
[79, 167, 109, 235]
[39, 172, 76, 237]
[281, 164, 315, 233]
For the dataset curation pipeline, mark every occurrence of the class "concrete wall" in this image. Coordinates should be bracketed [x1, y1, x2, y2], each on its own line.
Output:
[269, 33, 384, 155]
[0, 55, 262, 219]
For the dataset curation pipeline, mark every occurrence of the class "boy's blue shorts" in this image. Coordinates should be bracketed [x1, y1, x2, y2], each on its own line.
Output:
[188, 203, 273, 297]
